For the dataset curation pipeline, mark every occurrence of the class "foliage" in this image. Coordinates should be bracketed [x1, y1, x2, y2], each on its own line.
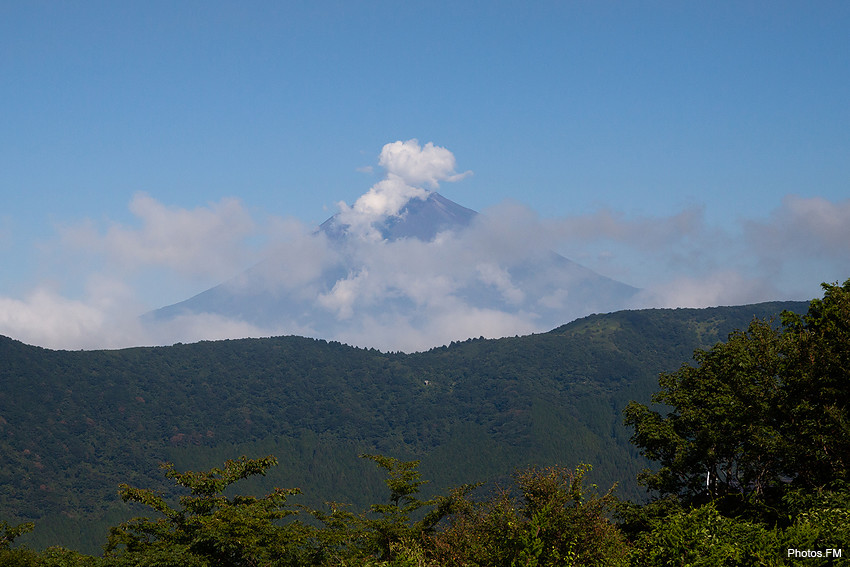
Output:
[628, 502, 785, 567]
[39, 546, 104, 566]
[4, 290, 842, 561]
[623, 317, 792, 511]
[104, 455, 306, 566]
[624, 280, 850, 519]
[430, 464, 628, 567]
[781, 485, 850, 554]
[307, 454, 466, 565]
[1, 519, 34, 549]
[354, 454, 443, 560]
[0, 520, 40, 567]
[627, 490, 850, 567]
[0, 547, 41, 567]
[4, 455, 636, 566]
[0, 301, 807, 551]
[623, 279, 850, 564]
[778, 281, 850, 490]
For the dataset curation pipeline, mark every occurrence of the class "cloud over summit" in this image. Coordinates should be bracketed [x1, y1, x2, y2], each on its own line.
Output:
[335, 140, 472, 239]
[379, 139, 472, 188]
[0, 140, 847, 352]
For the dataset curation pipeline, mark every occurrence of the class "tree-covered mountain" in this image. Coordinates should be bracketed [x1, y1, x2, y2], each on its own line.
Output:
[0, 300, 806, 552]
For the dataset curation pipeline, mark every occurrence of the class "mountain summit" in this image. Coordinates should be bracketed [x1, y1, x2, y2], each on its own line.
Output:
[319, 192, 477, 242]
[149, 192, 639, 350]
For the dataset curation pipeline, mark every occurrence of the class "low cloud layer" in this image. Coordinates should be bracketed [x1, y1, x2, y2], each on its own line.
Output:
[1, 141, 848, 351]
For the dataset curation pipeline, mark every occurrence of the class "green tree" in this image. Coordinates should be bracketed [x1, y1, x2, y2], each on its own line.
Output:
[624, 279, 850, 517]
[779, 281, 850, 490]
[627, 502, 785, 567]
[309, 454, 462, 565]
[430, 464, 628, 567]
[0, 520, 34, 550]
[0, 520, 40, 567]
[104, 455, 306, 567]
[623, 316, 791, 510]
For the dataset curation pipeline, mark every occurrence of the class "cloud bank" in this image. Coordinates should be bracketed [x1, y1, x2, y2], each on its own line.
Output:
[1, 140, 847, 351]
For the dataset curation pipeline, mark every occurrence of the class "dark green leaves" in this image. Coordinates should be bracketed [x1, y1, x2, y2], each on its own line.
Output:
[106, 456, 304, 567]
[626, 279, 850, 517]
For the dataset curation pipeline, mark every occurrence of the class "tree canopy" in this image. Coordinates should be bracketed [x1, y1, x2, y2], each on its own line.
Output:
[2, 281, 848, 563]
[625, 279, 850, 518]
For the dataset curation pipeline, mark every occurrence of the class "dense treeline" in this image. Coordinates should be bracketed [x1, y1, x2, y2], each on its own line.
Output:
[3, 280, 850, 565]
[1, 454, 629, 566]
[0, 301, 807, 551]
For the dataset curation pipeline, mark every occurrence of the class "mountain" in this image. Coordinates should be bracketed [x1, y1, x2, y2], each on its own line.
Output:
[1, 300, 808, 552]
[147, 192, 640, 348]
[319, 191, 478, 241]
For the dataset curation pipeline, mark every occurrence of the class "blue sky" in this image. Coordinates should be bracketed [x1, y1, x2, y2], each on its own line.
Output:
[2, 2, 849, 349]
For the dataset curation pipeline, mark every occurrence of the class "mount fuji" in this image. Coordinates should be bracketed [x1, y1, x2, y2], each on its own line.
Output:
[148, 192, 640, 350]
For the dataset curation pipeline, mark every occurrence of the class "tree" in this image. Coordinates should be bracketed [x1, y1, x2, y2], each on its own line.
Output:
[0, 520, 40, 567]
[624, 279, 850, 517]
[430, 464, 628, 567]
[309, 454, 463, 564]
[0, 520, 34, 550]
[104, 455, 307, 566]
[780, 280, 850, 489]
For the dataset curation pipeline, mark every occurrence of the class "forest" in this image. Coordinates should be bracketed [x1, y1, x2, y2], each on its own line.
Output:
[1, 281, 848, 564]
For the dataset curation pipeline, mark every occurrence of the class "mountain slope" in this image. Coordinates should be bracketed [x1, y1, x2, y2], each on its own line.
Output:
[1, 300, 807, 552]
[148, 192, 640, 348]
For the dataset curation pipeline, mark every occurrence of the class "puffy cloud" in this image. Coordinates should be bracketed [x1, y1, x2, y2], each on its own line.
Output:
[475, 263, 525, 305]
[336, 177, 429, 239]
[378, 139, 472, 188]
[546, 207, 707, 250]
[335, 140, 472, 239]
[0, 289, 107, 348]
[236, 217, 339, 294]
[317, 269, 370, 320]
[61, 193, 257, 280]
[296, 194, 845, 349]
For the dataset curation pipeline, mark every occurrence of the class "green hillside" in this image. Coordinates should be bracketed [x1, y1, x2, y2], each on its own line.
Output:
[0, 301, 807, 552]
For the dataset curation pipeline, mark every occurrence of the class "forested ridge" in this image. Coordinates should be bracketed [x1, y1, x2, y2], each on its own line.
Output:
[0, 300, 812, 556]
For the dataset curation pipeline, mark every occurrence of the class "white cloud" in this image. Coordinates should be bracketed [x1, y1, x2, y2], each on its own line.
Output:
[0, 277, 147, 350]
[336, 177, 429, 239]
[329, 300, 539, 353]
[2, 140, 847, 353]
[631, 271, 782, 310]
[335, 140, 472, 239]
[475, 263, 525, 305]
[378, 139, 472, 188]
[61, 192, 257, 280]
[145, 312, 285, 345]
[6, 187, 847, 353]
[745, 195, 850, 261]
[237, 217, 339, 294]
[317, 269, 370, 320]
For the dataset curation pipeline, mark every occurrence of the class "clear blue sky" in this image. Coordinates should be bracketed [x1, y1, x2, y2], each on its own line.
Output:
[2, 1, 849, 349]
